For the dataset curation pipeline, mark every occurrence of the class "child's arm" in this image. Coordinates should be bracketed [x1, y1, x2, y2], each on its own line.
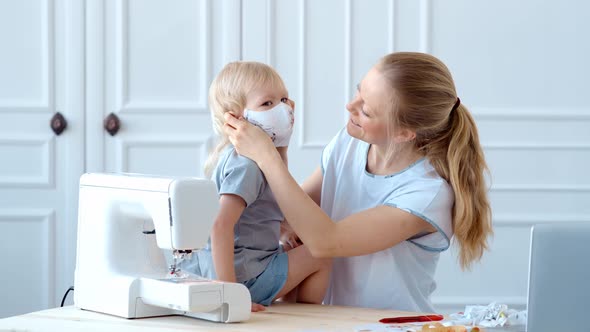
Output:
[211, 194, 246, 283]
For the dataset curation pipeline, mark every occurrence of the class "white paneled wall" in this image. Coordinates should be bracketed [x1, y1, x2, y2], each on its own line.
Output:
[0, 210, 56, 316]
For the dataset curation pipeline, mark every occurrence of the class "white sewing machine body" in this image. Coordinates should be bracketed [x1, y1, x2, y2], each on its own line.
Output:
[74, 173, 251, 323]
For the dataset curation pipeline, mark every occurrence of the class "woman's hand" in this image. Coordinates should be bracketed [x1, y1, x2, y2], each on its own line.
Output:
[223, 113, 278, 165]
[251, 302, 266, 312]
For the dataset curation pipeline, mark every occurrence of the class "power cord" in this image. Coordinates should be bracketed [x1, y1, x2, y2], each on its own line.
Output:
[60, 286, 74, 307]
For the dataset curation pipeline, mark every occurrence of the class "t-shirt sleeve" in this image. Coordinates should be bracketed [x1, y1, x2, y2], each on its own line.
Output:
[321, 128, 345, 175]
[217, 154, 265, 207]
[384, 180, 454, 252]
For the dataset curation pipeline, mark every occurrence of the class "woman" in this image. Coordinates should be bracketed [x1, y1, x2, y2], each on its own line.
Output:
[223, 52, 492, 313]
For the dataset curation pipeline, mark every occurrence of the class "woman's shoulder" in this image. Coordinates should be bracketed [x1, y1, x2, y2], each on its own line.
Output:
[323, 128, 366, 160]
[393, 159, 453, 203]
[415, 159, 451, 187]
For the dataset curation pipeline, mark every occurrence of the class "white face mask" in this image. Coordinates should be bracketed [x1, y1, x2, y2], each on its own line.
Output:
[243, 102, 294, 147]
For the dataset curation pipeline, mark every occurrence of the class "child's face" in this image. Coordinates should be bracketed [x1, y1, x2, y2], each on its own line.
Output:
[242, 83, 295, 147]
[244, 84, 290, 114]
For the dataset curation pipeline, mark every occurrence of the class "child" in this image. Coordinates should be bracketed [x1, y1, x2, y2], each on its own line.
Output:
[183, 61, 331, 308]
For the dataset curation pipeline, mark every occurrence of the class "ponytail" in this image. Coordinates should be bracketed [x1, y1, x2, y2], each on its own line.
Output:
[425, 104, 493, 270]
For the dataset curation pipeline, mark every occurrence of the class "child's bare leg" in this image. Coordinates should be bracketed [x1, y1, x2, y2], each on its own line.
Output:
[296, 258, 331, 304]
[278, 287, 298, 303]
[273, 244, 331, 304]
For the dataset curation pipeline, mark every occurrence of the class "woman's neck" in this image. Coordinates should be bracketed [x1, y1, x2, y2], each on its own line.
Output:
[366, 143, 423, 175]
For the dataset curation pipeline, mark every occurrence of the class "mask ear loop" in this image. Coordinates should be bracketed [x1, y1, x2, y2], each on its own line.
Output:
[242, 108, 250, 121]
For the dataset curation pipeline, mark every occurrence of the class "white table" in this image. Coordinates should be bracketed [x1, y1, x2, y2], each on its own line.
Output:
[0, 303, 421, 331]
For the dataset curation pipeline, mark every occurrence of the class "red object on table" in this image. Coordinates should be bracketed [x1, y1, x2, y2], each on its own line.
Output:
[379, 314, 444, 324]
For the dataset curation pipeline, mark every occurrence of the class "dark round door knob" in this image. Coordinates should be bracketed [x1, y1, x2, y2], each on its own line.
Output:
[104, 113, 121, 136]
[50, 112, 67, 136]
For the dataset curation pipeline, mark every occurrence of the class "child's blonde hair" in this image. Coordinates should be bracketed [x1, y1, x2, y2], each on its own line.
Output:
[376, 52, 493, 270]
[204, 61, 287, 177]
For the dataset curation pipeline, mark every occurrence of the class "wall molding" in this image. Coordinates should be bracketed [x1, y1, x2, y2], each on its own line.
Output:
[484, 143, 590, 150]
[493, 214, 590, 226]
[0, 0, 54, 112]
[0, 209, 56, 308]
[0, 135, 55, 188]
[45, 0, 55, 113]
[491, 184, 590, 192]
[297, 0, 310, 148]
[472, 107, 590, 121]
[115, 103, 209, 114]
[116, 136, 207, 173]
[388, 0, 395, 53]
[342, 0, 352, 127]
[265, 0, 275, 66]
[419, 0, 431, 53]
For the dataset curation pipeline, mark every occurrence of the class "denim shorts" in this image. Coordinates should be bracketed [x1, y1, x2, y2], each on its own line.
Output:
[241, 252, 289, 306]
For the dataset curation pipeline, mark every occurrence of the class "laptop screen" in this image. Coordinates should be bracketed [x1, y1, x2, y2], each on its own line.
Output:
[526, 222, 590, 331]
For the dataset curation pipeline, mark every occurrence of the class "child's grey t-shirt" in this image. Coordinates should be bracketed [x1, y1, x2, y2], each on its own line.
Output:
[193, 145, 284, 282]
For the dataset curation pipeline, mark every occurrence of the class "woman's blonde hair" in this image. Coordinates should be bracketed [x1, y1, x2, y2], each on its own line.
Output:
[376, 52, 492, 270]
[203, 61, 286, 177]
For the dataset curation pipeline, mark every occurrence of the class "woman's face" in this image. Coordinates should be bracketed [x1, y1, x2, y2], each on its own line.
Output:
[346, 67, 393, 145]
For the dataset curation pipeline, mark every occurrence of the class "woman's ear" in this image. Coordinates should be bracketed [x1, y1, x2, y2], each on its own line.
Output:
[393, 128, 416, 143]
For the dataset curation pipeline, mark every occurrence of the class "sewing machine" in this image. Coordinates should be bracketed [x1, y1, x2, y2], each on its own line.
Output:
[73, 173, 251, 323]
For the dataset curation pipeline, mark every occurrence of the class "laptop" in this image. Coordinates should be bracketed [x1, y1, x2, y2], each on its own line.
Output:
[526, 222, 590, 331]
